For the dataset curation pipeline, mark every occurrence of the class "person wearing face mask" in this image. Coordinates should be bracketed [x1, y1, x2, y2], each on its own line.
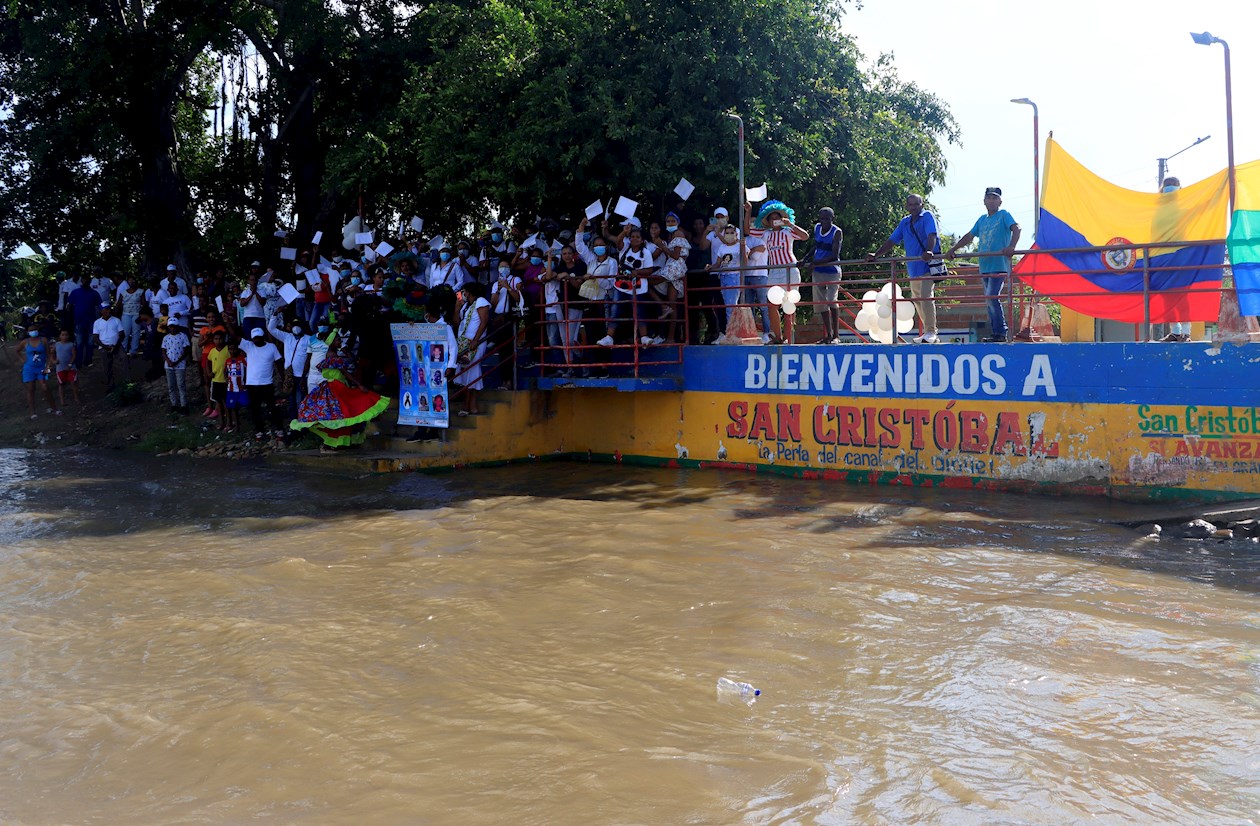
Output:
[687, 216, 722, 343]
[1155, 177, 1192, 342]
[484, 261, 522, 389]
[651, 213, 690, 343]
[575, 216, 619, 356]
[541, 245, 588, 376]
[613, 228, 657, 347]
[267, 312, 311, 421]
[479, 223, 518, 279]
[428, 242, 463, 291]
[519, 246, 548, 361]
[706, 222, 745, 331]
[19, 322, 59, 419]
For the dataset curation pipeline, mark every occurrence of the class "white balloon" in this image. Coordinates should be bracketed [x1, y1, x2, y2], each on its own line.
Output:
[878, 282, 895, 299]
[895, 300, 916, 320]
[786, 288, 801, 304]
[781, 300, 797, 315]
[767, 285, 786, 305]
[854, 308, 875, 332]
[870, 326, 894, 344]
[876, 302, 892, 318]
[862, 290, 879, 303]
[874, 311, 894, 330]
[896, 316, 915, 334]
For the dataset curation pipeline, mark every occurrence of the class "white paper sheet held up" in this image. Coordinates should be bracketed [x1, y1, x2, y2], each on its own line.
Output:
[214, 296, 224, 313]
[584, 200, 603, 220]
[613, 196, 638, 219]
[375, 241, 395, 257]
[306, 270, 322, 287]
[312, 231, 323, 245]
[674, 178, 695, 200]
[746, 183, 768, 202]
[278, 284, 300, 305]
[354, 231, 374, 245]
[273, 230, 288, 239]
[410, 216, 424, 233]
[279, 247, 297, 261]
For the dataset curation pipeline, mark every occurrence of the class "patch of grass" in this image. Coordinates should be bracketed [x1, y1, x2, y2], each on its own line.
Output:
[133, 420, 219, 453]
[106, 381, 143, 407]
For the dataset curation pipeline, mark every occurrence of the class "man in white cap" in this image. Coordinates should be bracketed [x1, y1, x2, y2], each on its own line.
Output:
[235, 325, 283, 439]
[160, 263, 188, 296]
[92, 302, 126, 391]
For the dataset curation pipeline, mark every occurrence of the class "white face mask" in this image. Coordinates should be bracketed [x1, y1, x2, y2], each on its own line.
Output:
[291, 325, 302, 335]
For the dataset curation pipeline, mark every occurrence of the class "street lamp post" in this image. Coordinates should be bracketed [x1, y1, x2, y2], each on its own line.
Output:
[725, 113, 746, 271]
[1010, 98, 1039, 240]
[1190, 32, 1235, 211]
[1191, 31, 1253, 334]
[1157, 135, 1211, 189]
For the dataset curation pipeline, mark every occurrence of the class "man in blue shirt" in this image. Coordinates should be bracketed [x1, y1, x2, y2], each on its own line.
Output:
[947, 187, 1021, 342]
[67, 274, 102, 367]
[867, 194, 943, 343]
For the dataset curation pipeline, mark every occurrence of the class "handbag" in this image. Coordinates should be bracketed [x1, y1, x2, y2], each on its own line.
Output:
[578, 278, 603, 300]
[909, 213, 948, 278]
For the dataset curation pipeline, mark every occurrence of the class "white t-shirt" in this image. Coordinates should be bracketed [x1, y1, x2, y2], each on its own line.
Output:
[305, 336, 330, 392]
[237, 339, 281, 386]
[238, 288, 264, 318]
[92, 316, 125, 346]
[162, 293, 192, 320]
[712, 240, 742, 273]
[160, 276, 189, 295]
[57, 279, 76, 310]
[92, 277, 115, 305]
[708, 229, 741, 264]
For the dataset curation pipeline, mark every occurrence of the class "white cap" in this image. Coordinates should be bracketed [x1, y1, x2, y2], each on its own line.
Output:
[100, 301, 111, 309]
[250, 327, 264, 338]
[627, 217, 642, 228]
[166, 264, 177, 271]
[250, 260, 262, 267]
[714, 207, 729, 216]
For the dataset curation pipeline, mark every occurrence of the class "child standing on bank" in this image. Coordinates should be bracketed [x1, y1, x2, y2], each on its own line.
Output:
[205, 330, 230, 426]
[223, 342, 248, 433]
[51, 329, 81, 408]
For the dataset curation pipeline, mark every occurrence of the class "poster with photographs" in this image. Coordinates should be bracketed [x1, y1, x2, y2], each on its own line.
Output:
[391, 323, 449, 428]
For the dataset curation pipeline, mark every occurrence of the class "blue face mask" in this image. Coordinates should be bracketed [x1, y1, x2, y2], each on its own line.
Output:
[582, 232, 592, 242]
[196, 277, 204, 284]
[530, 256, 543, 266]
[318, 326, 330, 334]
[1161, 185, 1179, 193]
[458, 249, 469, 257]
[498, 268, 511, 279]
[666, 224, 678, 233]
[351, 276, 361, 285]
[491, 232, 503, 243]
[28, 330, 38, 338]
[439, 251, 451, 262]
[593, 245, 607, 257]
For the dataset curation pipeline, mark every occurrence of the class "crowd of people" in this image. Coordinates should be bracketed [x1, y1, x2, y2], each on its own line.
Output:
[14, 187, 1027, 443]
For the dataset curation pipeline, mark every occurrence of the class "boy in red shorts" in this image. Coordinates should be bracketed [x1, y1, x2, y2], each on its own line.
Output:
[50, 329, 81, 407]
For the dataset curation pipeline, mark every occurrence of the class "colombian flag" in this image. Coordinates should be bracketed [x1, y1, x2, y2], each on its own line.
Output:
[1015, 139, 1229, 323]
[1228, 159, 1260, 316]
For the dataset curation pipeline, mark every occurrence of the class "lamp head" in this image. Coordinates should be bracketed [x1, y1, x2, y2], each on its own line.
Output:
[1010, 98, 1033, 105]
[1190, 31, 1217, 46]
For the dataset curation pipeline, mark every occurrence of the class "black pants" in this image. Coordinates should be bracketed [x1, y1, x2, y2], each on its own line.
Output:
[687, 270, 722, 343]
[246, 384, 281, 434]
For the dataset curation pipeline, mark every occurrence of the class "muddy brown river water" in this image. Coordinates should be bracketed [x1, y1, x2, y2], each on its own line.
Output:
[0, 448, 1257, 824]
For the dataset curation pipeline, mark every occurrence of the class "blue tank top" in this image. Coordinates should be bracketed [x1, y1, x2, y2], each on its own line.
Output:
[25, 340, 47, 369]
[813, 224, 841, 274]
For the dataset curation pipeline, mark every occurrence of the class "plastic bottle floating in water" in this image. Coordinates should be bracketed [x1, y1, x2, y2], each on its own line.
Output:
[716, 677, 760, 702]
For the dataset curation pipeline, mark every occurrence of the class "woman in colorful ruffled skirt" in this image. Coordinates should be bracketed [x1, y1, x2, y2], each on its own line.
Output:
[290, 336, 390, 449]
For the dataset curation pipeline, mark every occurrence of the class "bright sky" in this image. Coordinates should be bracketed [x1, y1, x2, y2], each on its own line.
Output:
[840, 0, 1260, 238]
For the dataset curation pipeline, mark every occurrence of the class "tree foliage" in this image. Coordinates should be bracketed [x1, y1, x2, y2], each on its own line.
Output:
[0, 0, 957, 282]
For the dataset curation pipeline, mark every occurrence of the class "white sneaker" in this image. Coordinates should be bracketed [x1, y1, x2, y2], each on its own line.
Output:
[761, 333, 772, 344]
[597, 335, 614, 347]
[923, 333, 939, 344]
[649, 336, 665, 345]
[913, 334, 926, 344]
[640, 336, 653, 346]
